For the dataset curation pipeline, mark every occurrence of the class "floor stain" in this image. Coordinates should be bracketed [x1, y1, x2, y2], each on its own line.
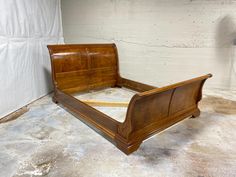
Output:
[30, 127, 57, 140]
[200, 96, 236, 115]
[190, 143, 223, 155]
[13, 145, 82, 177]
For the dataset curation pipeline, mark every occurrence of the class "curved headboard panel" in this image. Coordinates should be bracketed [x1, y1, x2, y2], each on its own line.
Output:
[47, 44, 119, 93]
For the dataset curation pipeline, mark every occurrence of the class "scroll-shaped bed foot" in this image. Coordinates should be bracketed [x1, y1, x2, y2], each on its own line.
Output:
[116, 142, 142, 155]
[191, 108, 200, 118]
[115, 136, 142, 155]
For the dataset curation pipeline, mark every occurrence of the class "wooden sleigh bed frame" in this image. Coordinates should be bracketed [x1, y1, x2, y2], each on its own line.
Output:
[47, 44, 212, 155]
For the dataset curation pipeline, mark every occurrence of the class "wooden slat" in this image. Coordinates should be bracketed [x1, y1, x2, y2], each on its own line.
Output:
[81, 100, 129, 107]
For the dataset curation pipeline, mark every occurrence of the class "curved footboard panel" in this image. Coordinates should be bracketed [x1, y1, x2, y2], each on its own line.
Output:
[116, 74, 212, 154]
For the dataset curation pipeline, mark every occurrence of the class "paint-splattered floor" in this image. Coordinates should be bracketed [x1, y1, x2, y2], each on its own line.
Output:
[0, 88, 236, 177]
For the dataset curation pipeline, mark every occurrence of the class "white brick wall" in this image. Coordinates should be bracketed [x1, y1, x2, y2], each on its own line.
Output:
[61, 0, 236, 90]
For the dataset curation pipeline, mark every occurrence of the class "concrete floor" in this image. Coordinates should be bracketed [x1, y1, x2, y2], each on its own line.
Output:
[0, 88, 236, 177]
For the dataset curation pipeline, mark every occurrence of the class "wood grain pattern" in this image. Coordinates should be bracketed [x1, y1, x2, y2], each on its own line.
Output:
[48, 43, 212, 155]
[80, 100, 129, 107]
[48, 44, 119, 93]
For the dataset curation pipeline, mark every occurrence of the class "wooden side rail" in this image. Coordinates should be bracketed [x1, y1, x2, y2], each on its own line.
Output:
[54, 89, 120, 141]
[117, 77, 157, 92]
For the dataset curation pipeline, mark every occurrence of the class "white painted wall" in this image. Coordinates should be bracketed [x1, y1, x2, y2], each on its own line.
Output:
[62, 0, 236, 90]
[0, 0, 63, 118]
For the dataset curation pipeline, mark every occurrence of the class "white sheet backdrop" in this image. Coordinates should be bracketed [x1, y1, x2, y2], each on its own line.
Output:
[0, 0, 64, 118]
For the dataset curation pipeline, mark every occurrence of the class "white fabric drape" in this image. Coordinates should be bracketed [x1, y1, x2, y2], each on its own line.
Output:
[0, 0, 64, 118]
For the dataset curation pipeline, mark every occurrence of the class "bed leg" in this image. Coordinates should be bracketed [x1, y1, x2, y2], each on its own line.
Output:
[191, 108, 200, 118]
[116, 139, 142, 155]
[52, 96, 58, 104]
[112, 85, 122, 88]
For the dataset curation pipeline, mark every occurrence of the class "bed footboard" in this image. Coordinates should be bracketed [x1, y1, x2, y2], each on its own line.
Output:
[115, 74, 212, 154]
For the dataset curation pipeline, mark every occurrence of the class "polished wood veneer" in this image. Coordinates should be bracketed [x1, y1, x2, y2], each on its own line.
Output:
[47, 43, 212, 155]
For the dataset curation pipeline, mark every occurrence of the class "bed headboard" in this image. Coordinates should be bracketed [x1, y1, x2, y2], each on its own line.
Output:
[47, 44, 119, 93]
